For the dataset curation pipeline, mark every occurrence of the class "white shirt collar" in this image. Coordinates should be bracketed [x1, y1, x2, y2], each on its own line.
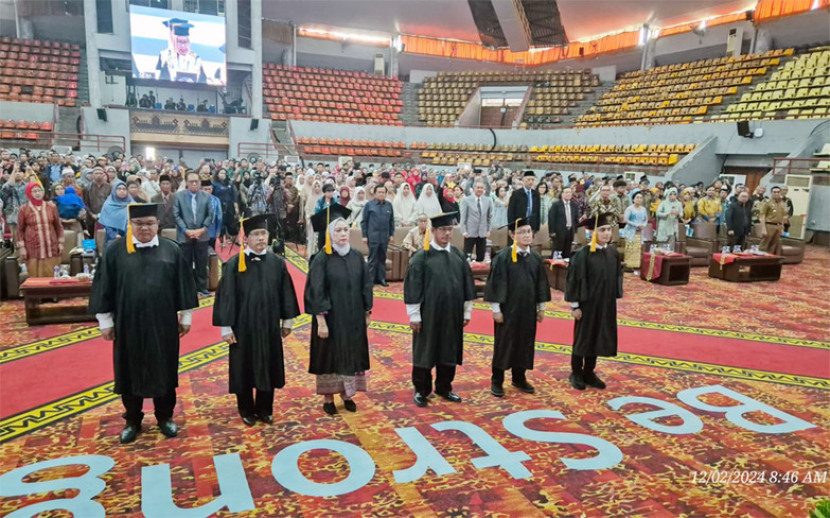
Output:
[517, 245, 531, 254]
[594, 244, 607, 250]
[430, 240, 451, 252]
[244, 246, 267, 256]
[133, 235, 159, 248]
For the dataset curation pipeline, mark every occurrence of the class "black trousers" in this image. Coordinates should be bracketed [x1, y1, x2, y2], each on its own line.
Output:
[412, 364, 456, 396]
[552, 229, 574, 258]
[491, 367, 527, 385]
[180, 239, 209, 292]
[236, 389, 274, 418]
[367, 239, 388, 283]
[726, 233, 747, 250]
[571, 354, 597, 375]
[121, 391, 176, 426]
[463, 237, 487, 262]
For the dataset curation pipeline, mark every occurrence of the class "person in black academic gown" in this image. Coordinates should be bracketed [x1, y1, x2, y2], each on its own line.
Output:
[485, 217, 551, 397]
[304, 214, 373, 416]
[564, 212, 623, 391]
[89, 203, 198, 444]
[404, 212, 475, 407]
[212, 214, 301, 426]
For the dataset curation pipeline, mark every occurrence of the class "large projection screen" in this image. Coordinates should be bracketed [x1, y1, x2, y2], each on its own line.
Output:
[130, 5, 226, 86]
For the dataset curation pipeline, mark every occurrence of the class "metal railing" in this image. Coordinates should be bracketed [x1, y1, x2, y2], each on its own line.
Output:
[236, 142, 292, 160]
[771, 156, 826, 176]
[0, 131, 125, 153]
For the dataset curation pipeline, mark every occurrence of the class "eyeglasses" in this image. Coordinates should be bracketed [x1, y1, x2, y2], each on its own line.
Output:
[130, 221, 158, 228]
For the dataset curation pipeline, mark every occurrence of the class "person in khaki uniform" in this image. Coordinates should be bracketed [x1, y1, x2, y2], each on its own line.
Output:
[759, 186, 788, 255]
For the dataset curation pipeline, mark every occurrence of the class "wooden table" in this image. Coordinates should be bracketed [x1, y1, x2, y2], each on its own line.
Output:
[470, 262, 490, 298]
[20, 277, 95, 325]
[544, 259, 568, 292]
[708, 254, 784, 282]
[640, 253, 691, 285]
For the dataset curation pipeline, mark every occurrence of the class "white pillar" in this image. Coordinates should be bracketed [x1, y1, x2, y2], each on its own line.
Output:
[83, 0, 103, 108]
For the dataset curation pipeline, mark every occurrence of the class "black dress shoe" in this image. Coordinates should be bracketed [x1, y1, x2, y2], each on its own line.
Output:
[258, 414, 274, 424]
[512, 380, 536, 394]
[241, 415, 257, 426]
[436, 391, 462, 403]
[343, 399, 357, 412]
[159, 420, 178, 438]
[569, 373, 587, 390]
[583, 372, 607, 389]
[414, 393, 428, 407]
[379, 280, 388, 287]
[490, 382, 504, 397]
[119, 424, 140, 444]
[323, 402, 338, 415]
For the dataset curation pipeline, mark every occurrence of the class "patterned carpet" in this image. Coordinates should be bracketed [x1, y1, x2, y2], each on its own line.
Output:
[0, 245, 828, 517]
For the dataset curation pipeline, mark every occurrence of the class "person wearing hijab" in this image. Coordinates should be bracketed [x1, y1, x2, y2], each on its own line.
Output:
[393, 182, 417, 226]
[414, 183, 443, 219]
[304, 216, 373, 415]
[338, 186, 351, 207]
[17, 183, 65, 277]
[304, 180, 323, 256]
[347, 186, 368, 227]
[655, 187, 684, 245]
[99, 181, 132, 247]
[53, 184, 87, 235]
[213, 214, 300, 426]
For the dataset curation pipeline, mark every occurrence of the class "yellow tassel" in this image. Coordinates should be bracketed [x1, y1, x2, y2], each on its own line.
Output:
[238, 218, 247, 272]
[589, 213, 599, 252]
[324, 206, 333, 254]
[423, 225, 430, 251]
[511, 219, 518, 262]
[125, 222, 135, 253]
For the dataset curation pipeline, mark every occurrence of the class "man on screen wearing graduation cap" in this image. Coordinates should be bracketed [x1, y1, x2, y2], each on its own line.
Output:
[156, 18, 207, 83]
[484, 217, 551, 397]
[213, 214, 301, 426]
[564, 212, 623, 391]
[89, 204, 199, 443]
[404, 212, 475, 407]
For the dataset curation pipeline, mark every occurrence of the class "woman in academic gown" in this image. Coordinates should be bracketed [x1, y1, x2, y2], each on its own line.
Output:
[564, 212, 623, 391]
[213, 213, 301, 425]
[484, 217, 551, 397]
[305, 216, 373, 415]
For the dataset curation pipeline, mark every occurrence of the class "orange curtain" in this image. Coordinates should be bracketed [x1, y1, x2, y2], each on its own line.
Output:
[755, 0, 815, 20]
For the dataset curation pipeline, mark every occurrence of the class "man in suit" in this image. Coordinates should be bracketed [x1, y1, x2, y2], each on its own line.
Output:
[151, 174, 176, 229]
[361, 184, 395, 286]
[173, 172, 214, 296]
[548, 186, 579, 258]
[507, 171, 541, 244]
[460, 180, 492, 261]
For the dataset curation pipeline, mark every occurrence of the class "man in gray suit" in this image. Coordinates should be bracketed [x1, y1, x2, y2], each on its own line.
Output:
[460, 180, 492, 261]
[173, 172, 214, 296]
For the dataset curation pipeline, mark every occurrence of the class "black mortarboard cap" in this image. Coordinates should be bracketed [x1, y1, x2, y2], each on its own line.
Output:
[508, 217, 530, 231]
[429, 212, 458, 228]
[128, 203, 159, 219]
[322, 183, 335, 193]
[578, 211, 617, 230]
[173, 25, 192, 36]
[242, 214, 273, 234]
[163, 18, 189, 28]
[309, 204, 352, 232]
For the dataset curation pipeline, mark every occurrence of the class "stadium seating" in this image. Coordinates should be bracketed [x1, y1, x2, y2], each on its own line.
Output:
[418, 69, 599, 127]
[531, 143, 696, 172]
[576, 49, 792, 127]
[0, 119, 55, 142]
[0, 36, 80, 107]
[262, 64, 403, 125]
[411, 141, 528, 166]
[296, 137, 407, 158]
[713, 49, 830, 121]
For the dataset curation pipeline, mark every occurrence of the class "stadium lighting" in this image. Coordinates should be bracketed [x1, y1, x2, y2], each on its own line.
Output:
[298, 27, 390, 46]
[811, 0, 820, 9]
[392, 36, 403, 52]
[145, 147, 156, 161]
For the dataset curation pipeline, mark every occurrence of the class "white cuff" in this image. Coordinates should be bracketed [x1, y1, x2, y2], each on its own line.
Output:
[405, 303, 422, 323]
[536, 303, 546, 311]
[570, 302, 580, 309]
[282, 318, 295, 329]
[96, 312, 114, 330]
[491, 302, 501, 314]
[179, 309, 193, 326]
[463, 300, 473, 320]
[220, 326, 233, 337]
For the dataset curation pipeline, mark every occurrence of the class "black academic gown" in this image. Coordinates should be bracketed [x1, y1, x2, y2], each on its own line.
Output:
[564, 245, 623, 357]
[403, 245, 475, 369]
[89, 237, 198, 397]
[484, 247, 551, 370]
[304, 249, 373, 376]
[212, 251, 301, 393]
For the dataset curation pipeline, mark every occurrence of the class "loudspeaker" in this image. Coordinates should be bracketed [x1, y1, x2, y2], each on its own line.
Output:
[250, 118, 259, 130]
[736, 120, 750, 137]
[96, 108, 107, 122]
